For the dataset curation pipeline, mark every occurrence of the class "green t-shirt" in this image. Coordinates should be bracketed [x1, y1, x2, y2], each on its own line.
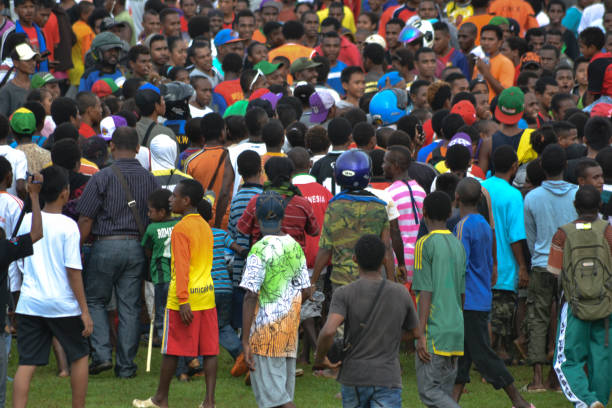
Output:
[141, 219, 179, 284]
[413, 230, 466, 356]
[319, 197, 389, 286]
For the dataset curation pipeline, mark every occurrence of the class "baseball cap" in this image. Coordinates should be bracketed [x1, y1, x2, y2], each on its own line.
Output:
[290, 57, 321, 75]
[259, 0, 282, 11]
[590, 102, 612, 117]
[100, 17, 127, 32]
[377, 71, 403, 90]
[489, 16, 509, 26]
[31, 72, 59, 89]
[100, 115, 128, 141]
[92, 78, 120, 98]
[9, 107, 36, 135]
[448, 132, 472, 149]
[309, 91, 335, 124]
[364, 34, 386, 49]
[255, 191, 285, 234]
[450, 100, 477, 125]
[214, 29, 243, 48]
[520, 52, 541, 70]
[15, 43, 37, 61]
[223, 100, 248, 118]
[138, 82, 161, 94]
[495, 86, 524, 125]
[254, 60, 282, 75]
[261, 92, 283, 109]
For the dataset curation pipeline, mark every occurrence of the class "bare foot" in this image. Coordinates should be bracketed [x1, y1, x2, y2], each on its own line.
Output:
[57, 370, 70, 378]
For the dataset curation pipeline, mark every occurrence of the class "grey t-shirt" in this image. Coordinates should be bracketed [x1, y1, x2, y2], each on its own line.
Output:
[0, 81, 29, 117]
[330, 278, 418, 388]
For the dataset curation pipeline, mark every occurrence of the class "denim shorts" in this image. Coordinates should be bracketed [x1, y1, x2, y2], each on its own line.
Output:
[341, 385, 402, 408]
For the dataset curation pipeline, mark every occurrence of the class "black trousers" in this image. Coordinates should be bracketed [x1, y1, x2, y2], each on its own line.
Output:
[455, 310, 514, 389]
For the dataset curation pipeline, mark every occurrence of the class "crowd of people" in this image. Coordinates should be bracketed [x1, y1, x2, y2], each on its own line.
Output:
[0, 0, 612, 406]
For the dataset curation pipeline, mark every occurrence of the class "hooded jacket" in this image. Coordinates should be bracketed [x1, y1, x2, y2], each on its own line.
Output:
[524, 180, 578, 268]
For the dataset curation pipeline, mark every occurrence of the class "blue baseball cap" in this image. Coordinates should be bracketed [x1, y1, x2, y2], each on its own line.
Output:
[377, 71, 404, 90]
[255, 191, 285, 234]
[214, 29, 244, 48]
[138, 82, 160, 94]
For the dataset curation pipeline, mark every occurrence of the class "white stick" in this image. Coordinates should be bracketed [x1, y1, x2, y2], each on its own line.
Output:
[146, 312, 154, 372]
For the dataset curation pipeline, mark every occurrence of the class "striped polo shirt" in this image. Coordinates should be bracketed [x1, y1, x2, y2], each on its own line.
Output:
[211, 228, 234, 295]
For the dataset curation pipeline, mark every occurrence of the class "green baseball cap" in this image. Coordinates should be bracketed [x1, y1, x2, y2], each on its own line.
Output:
[290, 57, 321, 75]
[254, 60, 282, 75]
[489, 16, 509, 26]
[495, 87, 524, 125]
[10, 107, 36, 135]
[223, 100, 248, 118]
[31, 72, 58, 89]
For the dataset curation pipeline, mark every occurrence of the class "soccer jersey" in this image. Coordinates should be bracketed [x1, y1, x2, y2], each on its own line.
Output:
[141, 219, 179, 284]
[240, 234, 310, 358]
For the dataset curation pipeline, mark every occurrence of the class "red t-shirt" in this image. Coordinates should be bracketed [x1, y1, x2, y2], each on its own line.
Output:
[42, 12, 59, 61]
[79, 122, 96, 139]
[21, 25, 39, 50]
[214, 79, 243, 107]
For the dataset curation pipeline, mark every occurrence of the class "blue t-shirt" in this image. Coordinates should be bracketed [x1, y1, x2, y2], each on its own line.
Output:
[454, 213, 493, 311]
[10, 135, 46, 148]
[211, 228, 234, 295]
[562, 6, 582, 38]
[417, 139, 442, 163]
[481, 176, 525, 292]
[327, 60, 347, 96]
[78, 69, 124, 92]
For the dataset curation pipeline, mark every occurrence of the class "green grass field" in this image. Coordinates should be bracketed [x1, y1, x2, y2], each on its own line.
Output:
[4, 341, 573, 407]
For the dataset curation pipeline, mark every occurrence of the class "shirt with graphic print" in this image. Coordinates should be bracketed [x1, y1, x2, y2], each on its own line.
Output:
[141, 219, 179, 284]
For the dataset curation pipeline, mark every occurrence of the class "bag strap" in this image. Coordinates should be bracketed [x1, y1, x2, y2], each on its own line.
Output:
[11, 197, 28, 239]
[207, 149, 228, 191]
[111, 165, 146, 237]
[141, 122, 156, 147]
[0, 66, 14, 88]
[401, 179, 420, 225]
[345, 278, 386, 353]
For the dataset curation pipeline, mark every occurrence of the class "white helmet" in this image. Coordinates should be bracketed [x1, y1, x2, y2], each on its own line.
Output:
[364, 33, 387, 50]
[408, 18, 435, 48]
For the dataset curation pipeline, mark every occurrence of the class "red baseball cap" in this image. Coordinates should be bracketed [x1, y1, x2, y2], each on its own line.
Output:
[450, 100, 477, 125]
[590, 102, 612, 118]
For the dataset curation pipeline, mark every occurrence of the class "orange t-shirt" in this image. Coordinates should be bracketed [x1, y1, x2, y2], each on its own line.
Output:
[42, 12, 59, 62]
[460, 14, 494, 45]
[488, 0, 539, 36]
[472, 52, 514, 100]
[252, 30, 266, 44]
[268, 43, 315, 64]
[214, 79, 243, 106]
[185, 146, 232, 228]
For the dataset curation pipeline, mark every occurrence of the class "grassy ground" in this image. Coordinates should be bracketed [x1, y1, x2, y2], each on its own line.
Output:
[5, 341, 572, 407]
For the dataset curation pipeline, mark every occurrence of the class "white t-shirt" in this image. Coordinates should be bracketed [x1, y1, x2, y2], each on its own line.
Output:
[189, 104, 213, 119]
[366, 186, 401, 221]
[0, 191, 23, 291]
[578, 3, 604, 34]
[16, 212, 83, 318]
[0, 145, 27, 196]
[228, 140, 267, 195]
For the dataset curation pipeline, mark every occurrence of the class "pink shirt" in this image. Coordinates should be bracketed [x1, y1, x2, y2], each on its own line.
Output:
[386, 179, 426, 281]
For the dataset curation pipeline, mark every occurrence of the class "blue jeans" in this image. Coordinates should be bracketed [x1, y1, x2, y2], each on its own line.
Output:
[154, 282, 169, 339]
[85, 239, 145, 378]
[341, 385, 402, 408]
[216, 292, 242, 359]
[231, 287, 245, 329]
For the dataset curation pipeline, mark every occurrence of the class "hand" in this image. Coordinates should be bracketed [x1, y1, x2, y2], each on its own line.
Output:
[313, 355, 341, 371]
[475, 58, 489, 75]
[397, 265, 407, 283]
[518, 266, 529, 288]
[416, 334, 431, 363]
[179, 303, 193, 326]
[243, 342, 255, 371]
[303, 286, 315, 301]
[27, 173, 43, 195]
[491, 264, 498, 287]
[48, 60, 60, 68]
[81, 311, 93, 337]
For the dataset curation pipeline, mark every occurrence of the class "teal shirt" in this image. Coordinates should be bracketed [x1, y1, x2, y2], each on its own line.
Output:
[413, 230, 466, 356]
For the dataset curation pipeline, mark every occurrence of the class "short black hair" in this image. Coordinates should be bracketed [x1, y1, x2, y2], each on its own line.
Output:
[387, 130, 411, 149]
[433, 21, 449, 33]
[547, 0, 565, 11]
[341, 108, 367, 128]
[363, 43, 385, 65]
[22, 101, 45, 130]
[51, 97, 78, 125]
[225, 115, 247, 143]
[160, 7, 179, 22]
[386, 17, 404, 30]
[387, 145, 412, 170]
[575, 185, 601, 214]
[352, 122, 375, 147]
[262, 119, 284, 149]
[286, 122, 307, 148]
[321, 17, 341, 31]
[51, 139, 81, 171]
[540, 44, 560, 58]
[596, 146, 612, 179]
[579, 27, 605, 50]
[445, 72, 467, 85]
[263, 21, 282, 37]
[305, 126, 330, 153]
[277, 96, 303, 120]
[235, 9, 255, 25]
[282, 20, 304, 40]
[526, 159, 545, 187]
[112, 126, 139, 151]
[327, 117, 352, 146]
[396, 115, 420, 141]
[222, 52, 243, 74]
[76, 91, 99, 115]
[445, 144, 471, 172]
[493, 145, 518, 173]
[135, 89, 161, 116]
[575, 158, 601, 180]
[341, 65, 363, 84]
[451, 91, 476, 107]
[370, 149, 385, 177]
[354, 234, 385, 271]
[128, 44, 150, 62]
[424, 191, 452, 221]
[430, 83, 452, 111]
[481, 24, 502, 40]
[441, 113, 464, 140]
[540, 143, 566, 176]
[52, 122, 79, 142]
[534, 76, 558, 94]
[245, 107, 269, 136]
[415, 46, 435, 61]
[237, 149, 261, 178]
[0, 156, 11, 182]
[201, 112, 224, 142]
[185, 118, 203, 144]
[506, 36, 528, 55]
[276, 104, 297, 129]
[264, 156, 294, 184]
[287, 146, 310, 170]
[177, 178, 204, 207]
[456, 177, 481, 206]
[410, 79, 430, 95]
[585, 117, 612, 150]
[40, 165, 69, 204]
[516, 71, 538, 89]
[188, 15, 210, 39]
[431, 109, 449, 136]
[525, 27, 545, 41]
[148, 188, 172, 213]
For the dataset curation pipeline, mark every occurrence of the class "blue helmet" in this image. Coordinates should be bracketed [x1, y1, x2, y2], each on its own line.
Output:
[369, 89, 410, 126]
[334, 150, 371, 190]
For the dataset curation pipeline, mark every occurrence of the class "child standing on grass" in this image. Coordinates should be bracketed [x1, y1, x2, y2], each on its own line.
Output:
[13, 166, 93, 408]
[241, 191, 312, 408]
[413, 191, 466, 408]
[141, 188, 178, 345]
[133, 179, 217, 408]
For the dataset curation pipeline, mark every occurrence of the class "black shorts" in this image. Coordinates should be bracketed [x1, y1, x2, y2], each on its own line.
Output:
[16, 314, 89, 366]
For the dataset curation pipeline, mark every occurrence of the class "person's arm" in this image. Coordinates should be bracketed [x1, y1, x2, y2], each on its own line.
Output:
[478, 137, 491, 175]
[380, 225, 395, 281]
[511, 240, 528, 288]
[78, 216, 94, 246]
[15, 180, 26, 201]
[229, 241, 249, 258]
[491, 231, 498, 287]
[27, 173, 43, 243]
[313, 313, 344, 369]
[311, 247, 332, 285]
[390, 219, 406, 281]
[172, 228, 193, 325]
[303, 200, 320, 237]
[475, 58, 505, 95]
[213, 156, 234, 228]
[415, 291, 432, 362]
[241, 290, 258, 371]
[66, 267, 93, 337]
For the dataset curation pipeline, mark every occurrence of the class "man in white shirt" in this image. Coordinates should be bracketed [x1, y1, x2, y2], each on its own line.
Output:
[0, 156, 25, 293]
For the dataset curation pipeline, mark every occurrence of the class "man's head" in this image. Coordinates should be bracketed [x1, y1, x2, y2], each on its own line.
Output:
[418, 0, 437, 18]
[576, 159, 604, 191]
[328, 1, 344, 23]
[321, 31, 341, 65]
[142, 9, 161, 37]
[77, 92, 103, 127]
[546, 0, 566, 25]
[363, 43, 385, 71]
[282, 20, 304, 42]
[585, 116, 612, 152]
[135, 87, 165, 117]
[147, 188, 172, 222]
[493, 145, 518, 175]
[423, 191, 451, 224]
[327, 117, 352, 147]
[445, 73, 469, 96]
[245, 107, 269, 137]
[385, 18, 403, 50]
[550, 93, 575, 120]
[237, 149, 262, 179]
[480, 24, 503, 55]
[579, 27, 605, 60]
[51, 97, 79, 127]
[538, 44, 559, 72]
[110, 126, 139, 155]
[191, 76, 213, 107]
[40, 166, 69, 206]
[149, 34, 170, 66]
[255, 190, 285, 235]
[215, 29, 246, 61]
[458, 22, 477, 53]
[574, 185, 601, 216]
[160, 8, 181, 37]
[301, 10, 319, 38]
[340, 66, 365, 100]
[456, 176, 481, 207]
[596, 146, 612, 183]
[235, 10, 256, 40]
[190, 41, 212, 72]
[287, 146, 311, 173]
[410, 79, 430, 110]
[260, 0, 280, 24]
[534, 76, 558, 111]
[445, 144, 472, 175]
[0, 156, 12, 189]
[354, 234, 385, 273]
[171, 178, 204, 214]
[15, 0, 35, 25]
[554, 65, 574, 94]
[262, 119, 284, 150]
[526, 27, 545, 53]
[382, 145, 411, 180]
[34, 0, 53, 27]
[264, 21, 284, 48]
[433, 21, 451, 55]
[540, 143, 566, 178]
[352, 122, 376, 150]
[9, 107, 36, 140]
[11, 43, 37, 76]
[414, 47, 436, 81]
[128, 45, 152, 78]
[201, 112, 225, 143]
[91, 31, 123, 67]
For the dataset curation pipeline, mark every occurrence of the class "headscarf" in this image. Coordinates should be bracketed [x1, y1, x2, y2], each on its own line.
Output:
[149, 134, 178, 171]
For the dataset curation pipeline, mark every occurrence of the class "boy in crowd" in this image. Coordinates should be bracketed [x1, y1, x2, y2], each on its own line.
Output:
[133, 179, 217, 408]
[13, 166, 92, 408]
[314, 234, 418, 407]
[451, 178, 531, 408]
[141, 189, 178, 346]
[241, 191, 311, 408]
[549, 185, 612, 408]
[413, 191, 466, 408]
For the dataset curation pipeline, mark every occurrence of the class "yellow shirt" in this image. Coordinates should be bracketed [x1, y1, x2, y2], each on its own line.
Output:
[69, 20, 95, 86]
[167, 213, 215, 311]
[317, 6, 356, 34]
